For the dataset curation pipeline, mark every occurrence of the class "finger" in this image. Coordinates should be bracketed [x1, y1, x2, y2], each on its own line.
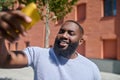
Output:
[17, 4, 26, 10]
[0, 17, 10, 31]
[1, 27, 20, 40]
[0, 11, 28, 36]
[0, 29, 3, 39]
[0, 20, 20, 41]
[3, 33, 18, 43]
[1, 15, 26, 36]
[0, 27, 18, 42]
[10, 10, 32, 23]
[1, 11, 32, 25]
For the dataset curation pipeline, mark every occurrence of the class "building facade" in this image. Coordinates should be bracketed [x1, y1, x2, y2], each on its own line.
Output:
[6, 0, 120, 60]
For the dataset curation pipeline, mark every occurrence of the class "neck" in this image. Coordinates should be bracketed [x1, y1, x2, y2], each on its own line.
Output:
[56, 50, 78, 59]
[67, 51, 78, 59]
[53, 47, 78, 59]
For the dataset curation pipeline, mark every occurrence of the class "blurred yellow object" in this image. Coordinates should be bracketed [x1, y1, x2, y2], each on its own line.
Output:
[21, 2, 40, 30]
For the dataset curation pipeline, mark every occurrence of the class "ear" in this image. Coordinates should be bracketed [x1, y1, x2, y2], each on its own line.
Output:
[79, 39, 84, 45]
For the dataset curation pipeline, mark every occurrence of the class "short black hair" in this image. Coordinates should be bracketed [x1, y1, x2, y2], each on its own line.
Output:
[64, 20, 84, 35]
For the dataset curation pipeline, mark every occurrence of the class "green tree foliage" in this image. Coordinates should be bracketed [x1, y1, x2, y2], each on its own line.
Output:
[49, 0, 78, 20]
[0, 0, 78, 20]
[0, 0, 78, 21]
[39, 0, 78, 20]
[0, 0, 15, 11]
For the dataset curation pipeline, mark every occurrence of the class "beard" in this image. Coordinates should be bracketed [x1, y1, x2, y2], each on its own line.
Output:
[53, 38, 79, 58]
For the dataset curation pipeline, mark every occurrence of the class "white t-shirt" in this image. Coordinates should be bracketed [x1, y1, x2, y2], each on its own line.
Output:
[23, 47, 101, 80]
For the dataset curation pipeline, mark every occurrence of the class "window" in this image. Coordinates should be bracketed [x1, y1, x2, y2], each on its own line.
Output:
[103, 39, 117, 59]
[77, 3, 86, 22]
[104, 0, 116, 16]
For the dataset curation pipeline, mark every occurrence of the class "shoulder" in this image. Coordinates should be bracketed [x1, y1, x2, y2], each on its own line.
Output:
[23, 46, 51, 60]
[23, 46, 50, 53]
[78, 54, 98, 69]
[78, 54, 101, 79]
[23, 47, 52, 66]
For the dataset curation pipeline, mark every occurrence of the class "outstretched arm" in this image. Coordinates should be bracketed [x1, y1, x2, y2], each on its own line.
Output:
[0, 39, 28, 68]
[0, 11, 31, 68]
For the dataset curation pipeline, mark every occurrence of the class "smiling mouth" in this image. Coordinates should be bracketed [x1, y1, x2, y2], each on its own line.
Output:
[59, 40, 69, 47]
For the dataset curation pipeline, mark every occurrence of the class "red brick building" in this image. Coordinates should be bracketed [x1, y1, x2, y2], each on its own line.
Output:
[6, 0, 120, 60]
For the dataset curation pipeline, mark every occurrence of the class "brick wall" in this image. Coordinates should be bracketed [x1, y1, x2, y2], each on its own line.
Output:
[6, 0, 120, 60]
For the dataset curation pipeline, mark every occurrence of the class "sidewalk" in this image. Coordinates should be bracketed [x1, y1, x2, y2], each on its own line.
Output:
[0, 67, 120, 80]
[101, 72, 120, 80]
[0, 67, 33, 80]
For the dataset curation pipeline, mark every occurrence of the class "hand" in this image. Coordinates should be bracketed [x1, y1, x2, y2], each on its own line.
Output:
[0, 11, 32, 42]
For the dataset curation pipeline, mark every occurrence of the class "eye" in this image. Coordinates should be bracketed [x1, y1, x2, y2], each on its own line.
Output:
[58, 29, 65, 34]
[68, 31, 75, 36]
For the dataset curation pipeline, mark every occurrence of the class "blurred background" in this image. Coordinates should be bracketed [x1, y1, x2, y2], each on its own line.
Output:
[0, 0, 120, 80]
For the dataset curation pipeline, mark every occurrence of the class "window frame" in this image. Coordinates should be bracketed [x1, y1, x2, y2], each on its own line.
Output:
[103, 0, 116, 17]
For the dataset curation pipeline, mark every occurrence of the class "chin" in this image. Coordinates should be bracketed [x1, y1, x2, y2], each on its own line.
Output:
[57, 47, 67, 52]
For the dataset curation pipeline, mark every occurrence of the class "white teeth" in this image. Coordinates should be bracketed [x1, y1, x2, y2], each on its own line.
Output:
[61, 41, 66, 44]
[61, 40, 67, 44]
[59, 41, 68, 46]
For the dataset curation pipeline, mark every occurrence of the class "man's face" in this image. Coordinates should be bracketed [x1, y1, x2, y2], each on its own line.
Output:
[53, 22, 83, 57]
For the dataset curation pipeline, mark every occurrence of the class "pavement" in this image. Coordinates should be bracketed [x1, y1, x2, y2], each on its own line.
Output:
[0, 67, 120, 80]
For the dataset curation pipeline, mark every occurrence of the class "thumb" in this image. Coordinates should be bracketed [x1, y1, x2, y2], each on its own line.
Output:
[17, 4, 26, 10]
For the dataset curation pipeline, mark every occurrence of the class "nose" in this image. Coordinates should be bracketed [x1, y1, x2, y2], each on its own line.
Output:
[62, 32, 69, 39]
